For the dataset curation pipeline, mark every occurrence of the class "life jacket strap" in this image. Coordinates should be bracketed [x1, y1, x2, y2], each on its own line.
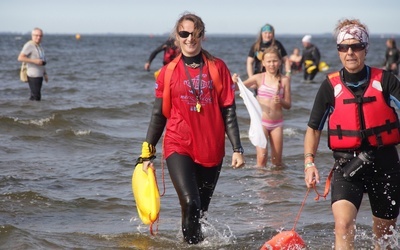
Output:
[343, 96, 376, 104]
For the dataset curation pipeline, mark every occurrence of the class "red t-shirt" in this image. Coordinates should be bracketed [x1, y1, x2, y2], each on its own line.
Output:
[155, 58, 235, 167]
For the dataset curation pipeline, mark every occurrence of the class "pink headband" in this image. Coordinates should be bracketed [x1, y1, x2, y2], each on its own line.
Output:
[336, 24, 369, 44]
[336, 24, 369, 53]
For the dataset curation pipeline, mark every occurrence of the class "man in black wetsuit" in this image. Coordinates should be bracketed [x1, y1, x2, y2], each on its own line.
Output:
[301, 35, 321, 82]
[384, 38, 400, 76]
[144, 37, 180, 71]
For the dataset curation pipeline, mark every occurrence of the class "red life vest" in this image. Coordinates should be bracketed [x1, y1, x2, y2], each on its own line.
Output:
[328, 68, 400, 150]
[162, 53, 223, 118]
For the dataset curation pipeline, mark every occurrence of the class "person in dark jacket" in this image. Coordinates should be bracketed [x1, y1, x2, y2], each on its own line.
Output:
[144, 37, 180, 71]
[384, 38, 399, 76]
[301, 35, 321, 82]
[246, 23, 291, 78]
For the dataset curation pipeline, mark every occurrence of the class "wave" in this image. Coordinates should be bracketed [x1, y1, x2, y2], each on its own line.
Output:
[7, 114, 55, 126]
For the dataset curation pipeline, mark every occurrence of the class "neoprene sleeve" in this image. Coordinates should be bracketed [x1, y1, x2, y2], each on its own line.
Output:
[221, 103, 242, 151]
[145, 98, 166, 146]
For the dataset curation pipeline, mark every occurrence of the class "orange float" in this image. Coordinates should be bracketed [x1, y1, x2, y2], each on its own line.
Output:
[260, 230, 305, 250]
[260, 187, 315, 250]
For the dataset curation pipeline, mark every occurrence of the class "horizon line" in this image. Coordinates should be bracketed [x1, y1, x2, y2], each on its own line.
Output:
[2, 31, 400, 37]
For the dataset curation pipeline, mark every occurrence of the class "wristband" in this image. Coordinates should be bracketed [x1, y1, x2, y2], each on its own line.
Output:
[135, 155, 156, 166]
[233, 147, 244, 154]
[304, 162, 316, 172]
[304, 153, 314, 158]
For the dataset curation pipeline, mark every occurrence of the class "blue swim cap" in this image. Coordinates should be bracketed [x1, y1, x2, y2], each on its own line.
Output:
[261, 24, 273, 33]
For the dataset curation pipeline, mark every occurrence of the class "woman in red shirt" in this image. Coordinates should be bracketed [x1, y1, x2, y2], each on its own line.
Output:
[137, 12, 245, 244]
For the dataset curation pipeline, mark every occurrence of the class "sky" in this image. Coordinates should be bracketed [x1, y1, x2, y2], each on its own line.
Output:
[1, 0, 399, 36]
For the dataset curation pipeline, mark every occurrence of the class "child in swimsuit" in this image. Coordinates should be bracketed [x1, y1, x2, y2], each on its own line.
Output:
[233, 46, 291, 167]
[289, 47, 302, 73]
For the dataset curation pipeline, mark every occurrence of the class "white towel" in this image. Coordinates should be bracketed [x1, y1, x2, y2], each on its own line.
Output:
[237, 78, 267, 149]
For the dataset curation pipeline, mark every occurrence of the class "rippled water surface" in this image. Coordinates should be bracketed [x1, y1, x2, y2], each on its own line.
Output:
[1, 33, 399, 249]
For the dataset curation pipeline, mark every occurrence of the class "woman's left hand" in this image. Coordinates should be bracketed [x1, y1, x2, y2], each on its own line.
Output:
[231, 152, 245, 169]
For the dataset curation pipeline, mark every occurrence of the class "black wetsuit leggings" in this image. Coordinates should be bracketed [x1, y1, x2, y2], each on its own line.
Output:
[27, 76, 43, 101]
[166, 153, 222, 244]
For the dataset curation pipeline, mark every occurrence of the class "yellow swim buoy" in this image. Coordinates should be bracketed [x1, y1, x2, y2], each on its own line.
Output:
[318, 61, 329, 71]
[132, 163, 160, 225]
[304, 60, 329, 73]
[75, 34, 81, 40]
[154, 68, 161, 80]
[304, 60, 314, 68]
[306, 65, 317, 74]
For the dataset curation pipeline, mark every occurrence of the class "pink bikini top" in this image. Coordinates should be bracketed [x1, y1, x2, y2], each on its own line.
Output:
[257, 73, 283, 99]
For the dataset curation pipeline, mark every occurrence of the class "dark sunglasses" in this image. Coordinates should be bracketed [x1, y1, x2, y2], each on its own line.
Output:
[178, 30, 202, 38]
[337, 42, 367, 52]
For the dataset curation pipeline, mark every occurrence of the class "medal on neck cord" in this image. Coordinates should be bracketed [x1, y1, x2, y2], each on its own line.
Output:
[183, 62, 203, 113]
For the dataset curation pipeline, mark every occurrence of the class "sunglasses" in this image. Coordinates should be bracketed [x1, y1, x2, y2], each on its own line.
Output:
[178, 30, 202, 38]
[337, 42, 367, 52]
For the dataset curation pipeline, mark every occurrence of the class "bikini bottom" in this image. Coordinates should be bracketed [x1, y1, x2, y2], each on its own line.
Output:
[262, 118, 283, 131]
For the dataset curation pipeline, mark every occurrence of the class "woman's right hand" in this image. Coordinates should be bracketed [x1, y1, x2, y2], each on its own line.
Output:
[144, 62, 150, 71]
[390, 63, 398, 71]
[304, 164, 319, 188]
[231, 73, 239, 83]
[32, 58, 43, 65]
[141, 160, 153, 173]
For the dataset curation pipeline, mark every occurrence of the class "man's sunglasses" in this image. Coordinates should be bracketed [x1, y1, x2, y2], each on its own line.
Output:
[178, 31, 202, 38]
[337, 42, 367, 52]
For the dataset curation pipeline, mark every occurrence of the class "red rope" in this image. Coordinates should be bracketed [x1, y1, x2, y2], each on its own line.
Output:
[291, 168, 334, 231]
[291, 187, 311, 231]
[160, 136, 166, 197]
[312, 168, 333, 201]
[149, 214, 159, 236]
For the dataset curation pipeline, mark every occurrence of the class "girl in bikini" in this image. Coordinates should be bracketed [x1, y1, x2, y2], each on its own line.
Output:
[233, 46, 291, 167]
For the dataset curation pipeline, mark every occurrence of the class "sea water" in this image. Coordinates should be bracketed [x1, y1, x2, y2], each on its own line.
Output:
[1, 33, 399, 249]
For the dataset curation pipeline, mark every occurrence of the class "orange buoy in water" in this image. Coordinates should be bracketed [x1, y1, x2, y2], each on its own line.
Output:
[260, 230, 305, 250]
[75, 34, 81, 40]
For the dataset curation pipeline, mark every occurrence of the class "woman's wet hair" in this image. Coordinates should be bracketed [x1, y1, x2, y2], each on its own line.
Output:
[174, 12, 205, 41]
